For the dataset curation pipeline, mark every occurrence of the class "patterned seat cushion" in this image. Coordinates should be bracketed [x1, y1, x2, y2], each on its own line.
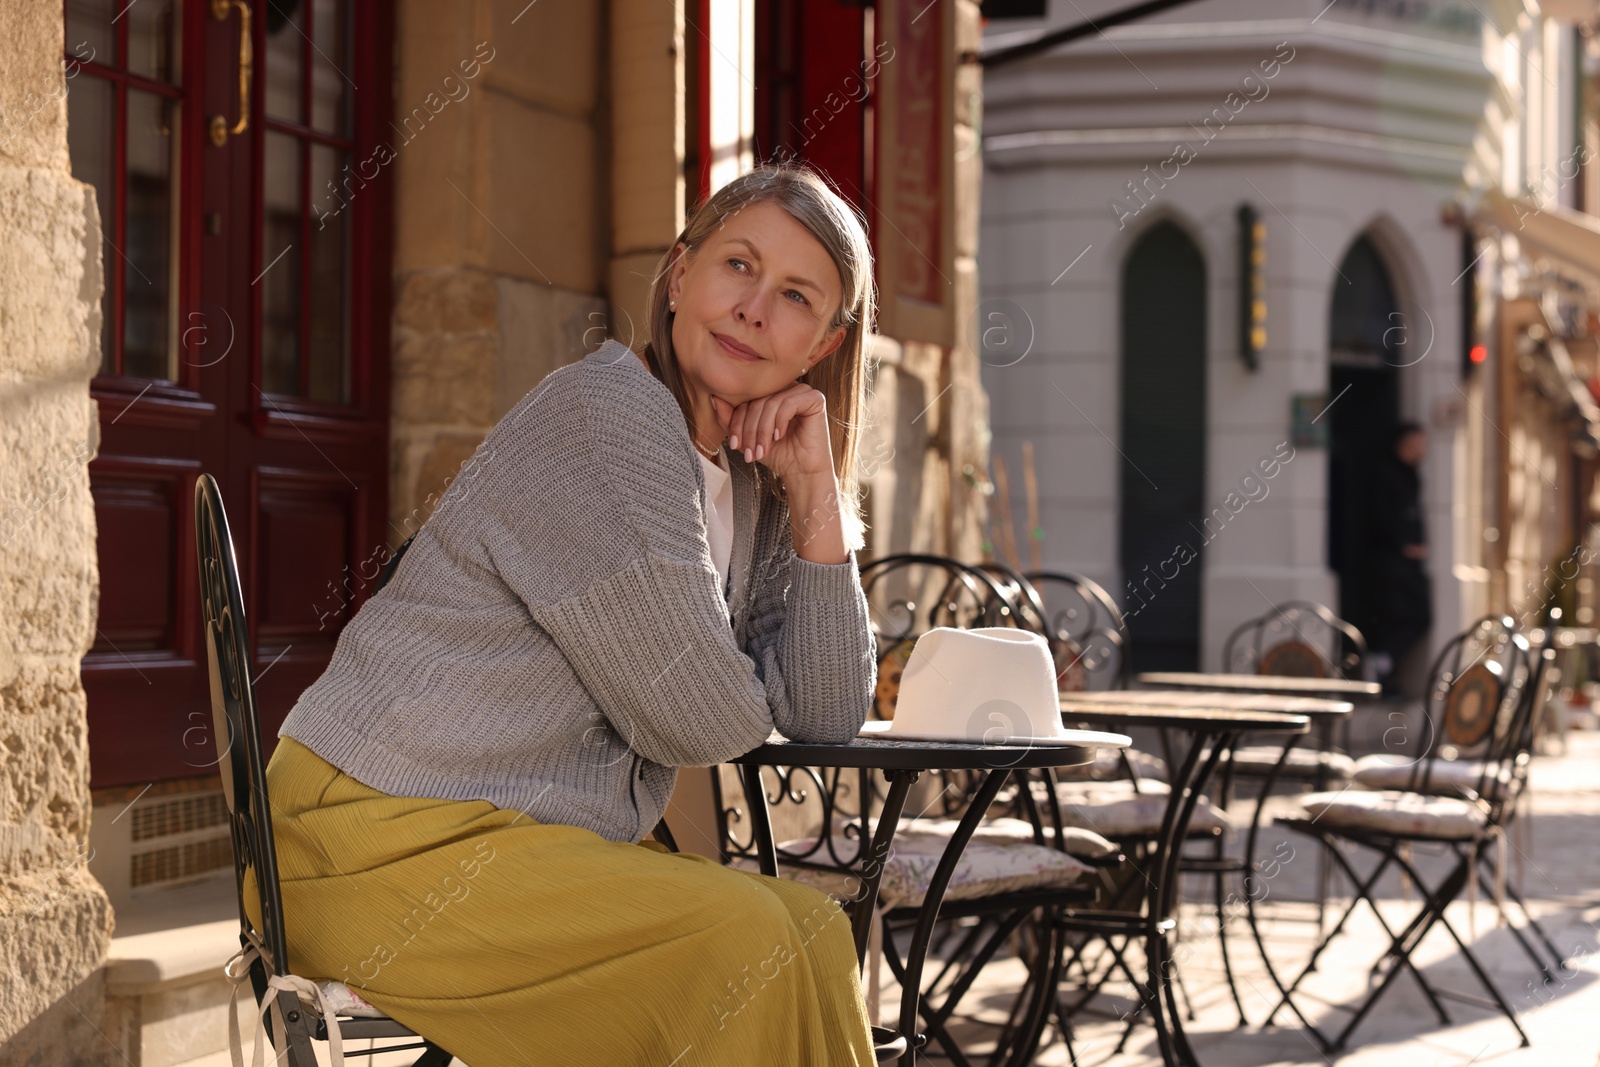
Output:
[900, 816, 1120, 862]
[745, 831, 1091, 910]
[1350, 755, 1509, 801]
[315, 980, 386, 1018]
[1053, 781, 1231, 839]
[1287, 789, 1490, 840]
[1227, 744, 1355, 780]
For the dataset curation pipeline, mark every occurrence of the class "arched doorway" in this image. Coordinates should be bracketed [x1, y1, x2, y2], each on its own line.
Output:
[1326, 235, 1404, 669]
[1120, 222, 1207, 671]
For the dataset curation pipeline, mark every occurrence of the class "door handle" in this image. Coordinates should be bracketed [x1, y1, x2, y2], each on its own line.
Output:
[209, 0, 252, 146]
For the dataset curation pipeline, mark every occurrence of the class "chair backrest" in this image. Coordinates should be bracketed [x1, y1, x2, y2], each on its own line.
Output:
[710, 554, 1037, 868]
[1221, 600, 1367, 680]
[1023, 569, 1131, 691]
[193, 474, 293, 980]
[1475, 613, 1559, 819]
[859, 554, 1021, 721]
[1403, 614, 1541, 812]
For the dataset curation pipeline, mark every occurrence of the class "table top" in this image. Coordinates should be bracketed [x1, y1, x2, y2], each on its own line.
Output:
[732, 729, 1131, 771]
[1059, 695, 1310, 733]
[1136, 671, 1381, 699]
[1067, 688, 1352, 718]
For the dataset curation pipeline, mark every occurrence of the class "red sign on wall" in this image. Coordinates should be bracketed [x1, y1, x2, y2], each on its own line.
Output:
[876, 0, 952, 346]
[894, 0, 943, 306]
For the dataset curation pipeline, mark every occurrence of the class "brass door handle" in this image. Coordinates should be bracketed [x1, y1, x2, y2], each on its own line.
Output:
[209, 0, 251, 146]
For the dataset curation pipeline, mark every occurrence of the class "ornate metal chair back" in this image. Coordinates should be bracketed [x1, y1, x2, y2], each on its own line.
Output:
[1222, 599, 1367, 680]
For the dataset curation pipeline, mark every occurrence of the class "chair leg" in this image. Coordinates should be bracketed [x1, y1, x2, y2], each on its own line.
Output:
[410, 1045, 455, 1067]
[1264, 841, 1394, 1027]
[1330, 843, 1533, 1053]
[265, 989, 319, 1067]
[1429, 907, 1533, 1048]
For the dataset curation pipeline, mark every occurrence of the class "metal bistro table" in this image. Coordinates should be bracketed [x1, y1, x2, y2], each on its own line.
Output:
[1137, 671, 1379, 789]
[1136, 672, 1381, 700]
[1065, 689, 1356, 1025]
[731, 729, 1130, 1066]
[1056, 695, 1311, 1067]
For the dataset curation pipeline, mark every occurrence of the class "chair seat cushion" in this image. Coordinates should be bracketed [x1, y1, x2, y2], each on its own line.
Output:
[1286, 789, 1490, 840]
[1350, 755, 1509, 800]
[900, 816, 1120, 862]
[744, 831, 1091, 909]
[316, 980, 387, 1018]
[1053, 783, 1231, 839]
[1021, 775, 1230, 839]
[1228, 744, 1355, 780]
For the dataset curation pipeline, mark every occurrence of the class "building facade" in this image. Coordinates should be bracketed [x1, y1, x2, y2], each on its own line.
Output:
[980, 0, 1600, 682]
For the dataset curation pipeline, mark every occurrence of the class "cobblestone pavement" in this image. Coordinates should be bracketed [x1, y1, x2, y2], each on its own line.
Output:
[880, 730, 1600, 1066]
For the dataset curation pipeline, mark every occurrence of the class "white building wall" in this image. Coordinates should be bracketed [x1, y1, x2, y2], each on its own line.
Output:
[977, 0, 1551, 669]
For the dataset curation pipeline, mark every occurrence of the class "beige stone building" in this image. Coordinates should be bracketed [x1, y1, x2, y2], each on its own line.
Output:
[0, 0, 987, 1061]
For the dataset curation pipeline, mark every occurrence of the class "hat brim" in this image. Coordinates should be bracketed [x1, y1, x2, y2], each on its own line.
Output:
[857, 720, 1087, 746]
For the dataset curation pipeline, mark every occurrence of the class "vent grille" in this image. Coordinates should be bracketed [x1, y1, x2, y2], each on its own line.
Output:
[131, 792, 229, 842]
[128, 790, 233, 889]
[132, 837, 235, 888]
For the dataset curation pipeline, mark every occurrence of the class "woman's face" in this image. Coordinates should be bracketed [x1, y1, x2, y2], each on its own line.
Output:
[666, 200, 847, 408]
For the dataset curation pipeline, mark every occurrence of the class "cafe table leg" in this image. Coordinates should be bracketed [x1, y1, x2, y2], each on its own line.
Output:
[1243, 731, 1331, 1042]
[855, 770, 918, 970]
[1149, 731, 1231, 1067]
[896, 767, 1010, 1066]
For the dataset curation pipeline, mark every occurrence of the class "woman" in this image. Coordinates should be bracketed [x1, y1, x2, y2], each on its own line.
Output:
[243, 163, 882, 1065]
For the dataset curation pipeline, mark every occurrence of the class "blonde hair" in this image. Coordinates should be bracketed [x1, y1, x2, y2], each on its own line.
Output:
[641, 163, 877, 552]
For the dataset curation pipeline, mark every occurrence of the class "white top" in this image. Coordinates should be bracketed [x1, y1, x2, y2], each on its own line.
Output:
[698, 446, 734, 599]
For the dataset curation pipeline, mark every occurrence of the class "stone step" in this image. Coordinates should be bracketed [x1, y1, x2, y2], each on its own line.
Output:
[105, 911, 255, 1067]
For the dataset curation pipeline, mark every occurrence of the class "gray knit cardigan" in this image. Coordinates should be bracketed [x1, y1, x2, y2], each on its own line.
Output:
[278, 339, 878, 843]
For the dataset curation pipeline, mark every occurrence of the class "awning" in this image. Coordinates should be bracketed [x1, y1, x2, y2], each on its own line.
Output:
[1477, 188, 1600, 291]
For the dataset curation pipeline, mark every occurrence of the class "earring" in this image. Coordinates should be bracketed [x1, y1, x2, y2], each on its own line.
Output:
[669, 301, 676, 311]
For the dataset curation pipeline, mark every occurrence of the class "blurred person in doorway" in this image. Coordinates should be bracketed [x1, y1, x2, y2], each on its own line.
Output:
[1367, 421, 1431, 695]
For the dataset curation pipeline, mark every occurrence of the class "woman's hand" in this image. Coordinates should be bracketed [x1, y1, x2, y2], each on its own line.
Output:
[710, 382, 835, 484]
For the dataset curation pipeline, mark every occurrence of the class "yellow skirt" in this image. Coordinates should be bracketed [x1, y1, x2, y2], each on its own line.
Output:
[243, 737, 877, 1067]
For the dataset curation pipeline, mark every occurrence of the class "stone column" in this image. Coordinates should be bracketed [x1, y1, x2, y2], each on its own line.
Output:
[0, 0, 115, 1059]
[388, 0, 609, 538]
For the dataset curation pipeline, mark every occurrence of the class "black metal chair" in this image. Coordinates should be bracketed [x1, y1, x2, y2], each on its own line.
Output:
[1024, 569, 1133, 693]
[1014, 570, 1241, 1051]
[1170, 601, 1370, 1027]
[714, 553, 1100, 1066]
[1263, 614, 1557, 1052]
[195, 475, 453, 1066]
[1221, 599, 1369, 779]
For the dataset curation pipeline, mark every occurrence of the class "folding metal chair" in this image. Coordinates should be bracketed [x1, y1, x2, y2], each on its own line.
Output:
[194, 474, 454, 1066]
[710, 553, 1100, 1065]
[1265, 614, 1559, 1052]
[1172, 601, 1371, 1026]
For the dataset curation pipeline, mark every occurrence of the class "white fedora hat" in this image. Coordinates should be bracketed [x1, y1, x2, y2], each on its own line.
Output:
[860, 626, 1083, 745]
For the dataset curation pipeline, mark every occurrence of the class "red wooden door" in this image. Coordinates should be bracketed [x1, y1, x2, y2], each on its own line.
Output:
[65, 0, 392, 787]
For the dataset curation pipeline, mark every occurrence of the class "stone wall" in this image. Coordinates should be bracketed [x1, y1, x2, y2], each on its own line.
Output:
[0, 0, 115, 1060]
[387, 0, 611, 537]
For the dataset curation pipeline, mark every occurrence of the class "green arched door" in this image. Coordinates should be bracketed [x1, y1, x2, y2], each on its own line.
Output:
[1119, 222, 1207, 670]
